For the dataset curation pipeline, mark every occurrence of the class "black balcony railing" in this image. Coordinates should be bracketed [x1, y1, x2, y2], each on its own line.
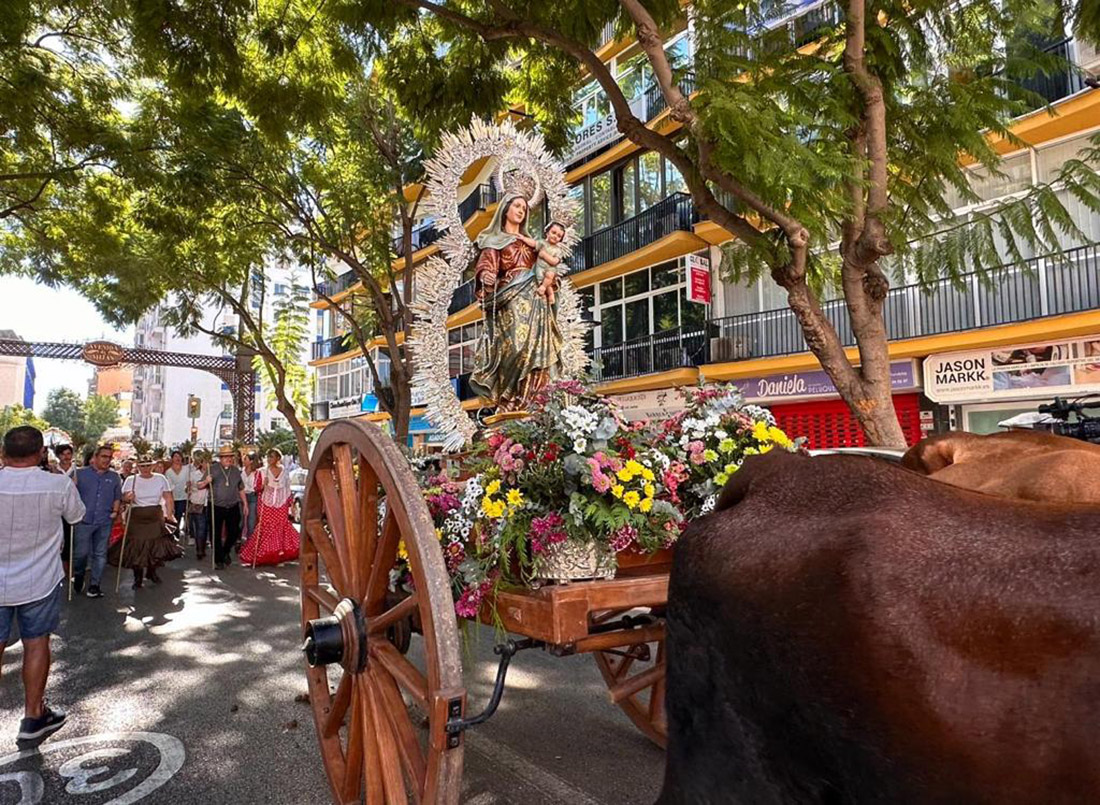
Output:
[589, 324, 710, 382]
[645, 73, 697, 122]
[458, 182, 501, 222]
[576, 192, 698, 272]
[311, 334, 354, 361]
[1012, 38, 1086, 111]
[709, 244, 1100, 363]
[315, 270, 359, 298]
[449, 278, 478, 315]
[392, 222, 443, 259]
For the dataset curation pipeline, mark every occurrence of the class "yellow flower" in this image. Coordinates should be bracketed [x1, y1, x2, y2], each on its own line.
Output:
[480, 496, 495, 516]
[643, 483, 656, 499]
[703, 449, 718, 462]
[769, 426, 793, 449]
[434, 528, 443, 541]
[641, 467, 655, 482]
[616, 467, 634, 482]
[744, 446, 759, 456]
[625, 459, 644, 476]
[490, 500, 507, 519]
[485, 479, 502, 495]
[715, 472, 729, 486]
[623, 490, 641, 509]
[759, 443, 774, 454]
[611, 484, 625, 499]
[506, 488, 524, 507]
[719, 438, 736, 454]
[397, 540, 408, 561]
[724, 463, 739, 475]
[639, 497, 653, 513]
[752, 421, 771, 442]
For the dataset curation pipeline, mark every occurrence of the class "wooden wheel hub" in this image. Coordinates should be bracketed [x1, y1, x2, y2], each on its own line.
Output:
[303, 598, 368, 674]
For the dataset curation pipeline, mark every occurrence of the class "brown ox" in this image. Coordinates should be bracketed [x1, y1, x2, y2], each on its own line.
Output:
[659, 451, 1100, 805]
[901, 430, 1100, 503]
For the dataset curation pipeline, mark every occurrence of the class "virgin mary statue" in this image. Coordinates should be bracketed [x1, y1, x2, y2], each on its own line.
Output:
[468, 193, 565, 412]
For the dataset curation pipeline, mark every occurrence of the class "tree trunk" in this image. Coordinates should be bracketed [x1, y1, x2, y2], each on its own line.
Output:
[389, 380, 411, 449]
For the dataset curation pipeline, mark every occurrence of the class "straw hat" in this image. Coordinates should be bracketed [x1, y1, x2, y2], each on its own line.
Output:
[136, 454, 156, 466]
[216, 445, 236, 458]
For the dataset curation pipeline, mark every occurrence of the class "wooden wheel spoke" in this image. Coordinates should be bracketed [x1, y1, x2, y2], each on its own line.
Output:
[609, 661, 665, 704]
[359, 457, 380, 602]
[305, 518, 349, 596]
[372, 641, 429, 712]
[333, 444, 364, 597]
[649, 643, 666, 724]
[365, 512, 401, 614]
[366, 677, 409, 805]
[323, 673, 353, 739]
[307, 585, 340, 614]
[371, 664, 426, 803]
[361, 679, 385, 805]
[341, 679, 365, 803]
[369, 593, 418, 635]
[316, 470, 353, 587]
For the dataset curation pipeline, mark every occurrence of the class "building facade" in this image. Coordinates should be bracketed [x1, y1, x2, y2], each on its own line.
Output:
[308, 4, 1100, 449]
[0, 330, 34, 409]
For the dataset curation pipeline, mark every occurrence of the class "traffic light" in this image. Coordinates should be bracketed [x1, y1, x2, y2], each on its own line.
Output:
[187, 396, 201, 419]
[190, 426, 199, 441]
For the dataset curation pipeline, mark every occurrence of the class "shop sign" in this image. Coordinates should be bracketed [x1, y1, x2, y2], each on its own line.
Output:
[687, 254, 711, 305]
[82, 340, 124, 367]
[566, 97, 646, 163]
[609, 388, 688, 422]
[728, 360, 919, 403]
[923, 337, 1100, 403]
[219, 424, 234, 440]
[328, 395, 363, 420]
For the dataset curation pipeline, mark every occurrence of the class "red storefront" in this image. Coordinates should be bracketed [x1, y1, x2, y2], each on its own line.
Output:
[725, 360, 926, 449]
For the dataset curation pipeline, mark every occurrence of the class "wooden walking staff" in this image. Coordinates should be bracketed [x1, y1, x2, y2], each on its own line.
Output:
[114, 505, 132, 593]
[67, 525, 76, 602]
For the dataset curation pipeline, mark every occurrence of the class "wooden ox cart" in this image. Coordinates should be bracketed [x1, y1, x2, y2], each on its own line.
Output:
[300, 420, 669, 804]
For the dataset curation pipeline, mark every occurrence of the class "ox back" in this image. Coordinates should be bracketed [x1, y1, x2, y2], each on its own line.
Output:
[660, 451, 1100, 805]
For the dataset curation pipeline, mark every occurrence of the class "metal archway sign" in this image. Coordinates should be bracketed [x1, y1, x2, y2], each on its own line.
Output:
[0, 339, 257, 443]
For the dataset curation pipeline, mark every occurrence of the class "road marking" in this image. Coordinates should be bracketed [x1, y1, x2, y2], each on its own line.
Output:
[465, 730, 604, 805]
[0, 731, 184, 804]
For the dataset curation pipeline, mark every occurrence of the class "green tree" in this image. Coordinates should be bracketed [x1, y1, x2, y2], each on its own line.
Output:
[41, 387, 84, 439]
[83, 394, 120, 444]
[334, 0, 1100, 446]
[255, 275, 311, 423]
[0, 404, 49, 434]
[257, 425, 301, 459]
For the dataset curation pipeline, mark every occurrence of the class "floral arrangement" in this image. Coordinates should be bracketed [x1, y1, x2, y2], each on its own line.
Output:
[411, 381, 798, 619]
[654, 386, 797, 519]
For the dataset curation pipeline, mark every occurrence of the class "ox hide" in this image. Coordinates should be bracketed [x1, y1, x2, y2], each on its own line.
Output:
[660, 451, 1099, 805]
[902, 430, 1100, 503]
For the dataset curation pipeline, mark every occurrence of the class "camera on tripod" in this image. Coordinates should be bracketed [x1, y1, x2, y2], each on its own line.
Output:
[1036, 395, 1100, 444]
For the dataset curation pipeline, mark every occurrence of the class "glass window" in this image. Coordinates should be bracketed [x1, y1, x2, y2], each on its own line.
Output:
[639, 152, 663, 210]
[680, 286, 707, 330]
[665, 35, 690, 70]
[625, 299, 650, 341]
[600, 277, 623, 303]
[568, 185, 587, 237]
[579, 287, 595, 313]
[462, 323, 478, 342]
[653, 290, 679, 333]
[665, 158, 686, 196]
[652, 260, 681, 288]
[591, 171, 613, 231]
[448, 327, 462, 346]
[620, 161, 637, 220]
[616, 53, 649, 101]
[624, 269, 649, 298]
[600, 305, 623, 345]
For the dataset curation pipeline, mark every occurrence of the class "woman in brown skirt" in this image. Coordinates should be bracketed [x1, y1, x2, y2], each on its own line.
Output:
[110, 455, 183, 588]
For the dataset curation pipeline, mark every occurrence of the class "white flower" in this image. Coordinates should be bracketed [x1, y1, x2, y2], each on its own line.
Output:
[573, 438, 587, 453]
[715, 429, 728, 441]
[700, 494, 718, 514]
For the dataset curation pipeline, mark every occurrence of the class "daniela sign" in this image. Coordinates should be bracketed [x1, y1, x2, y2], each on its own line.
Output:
[728, 360, 919, 403]
[82, 340, 124, 367]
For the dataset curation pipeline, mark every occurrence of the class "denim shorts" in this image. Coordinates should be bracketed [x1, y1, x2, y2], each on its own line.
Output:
[0, 584, 62, 643]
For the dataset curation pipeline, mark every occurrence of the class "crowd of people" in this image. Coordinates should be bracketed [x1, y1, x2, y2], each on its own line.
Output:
[0, 424, 302, 748]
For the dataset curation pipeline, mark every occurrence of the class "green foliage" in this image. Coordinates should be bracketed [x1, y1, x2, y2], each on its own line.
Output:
[83, 394, 120, 444]
[256, 425, 300, 458]
[253, 275, 311, 424]
[0, 404, 49, 434]
[41, 388, 84, 438]
[130, 434, 151, 457]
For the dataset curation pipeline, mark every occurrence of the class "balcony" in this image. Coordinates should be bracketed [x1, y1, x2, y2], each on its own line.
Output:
[458, 183, 500, 222]
[589, 324, 710, 382]
[315, 270, 359, 298]
[644, 73, 697, 122]
[575, 192, 698, 272]
[1012, 38, 1087, 111]
[449, 278, 478, 315]
[392, 222, 443, 259]
[709, 243, 1100, 362]
[311, 334, 354, 361]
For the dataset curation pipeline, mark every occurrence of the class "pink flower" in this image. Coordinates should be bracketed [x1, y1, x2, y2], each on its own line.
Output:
[688, 440, 704, 454]
[510, 443, 525, 456]
[530, 512, 568, 554]
[689, 450, 707, 466]
[609, 525, 638, 552]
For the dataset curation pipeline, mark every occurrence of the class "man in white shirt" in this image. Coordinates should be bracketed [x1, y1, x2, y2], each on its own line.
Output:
[0, 426, 85, 748]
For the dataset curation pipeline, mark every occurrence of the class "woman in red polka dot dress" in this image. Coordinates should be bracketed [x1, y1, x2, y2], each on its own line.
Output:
[239, 449, 300, 566]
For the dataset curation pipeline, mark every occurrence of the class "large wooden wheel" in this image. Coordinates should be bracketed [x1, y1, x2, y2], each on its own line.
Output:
[592, 610, 667, 748]
[301, 420, 465, 804]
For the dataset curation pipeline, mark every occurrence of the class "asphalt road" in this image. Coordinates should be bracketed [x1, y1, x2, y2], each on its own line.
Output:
[0, 552, 664, 804]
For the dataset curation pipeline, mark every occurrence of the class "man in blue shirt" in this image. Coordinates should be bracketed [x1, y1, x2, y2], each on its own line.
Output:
[72, 445, 122, 598]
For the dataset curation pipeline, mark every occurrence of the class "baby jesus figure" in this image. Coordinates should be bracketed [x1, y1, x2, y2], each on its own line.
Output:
[519, 221, 567, 305]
